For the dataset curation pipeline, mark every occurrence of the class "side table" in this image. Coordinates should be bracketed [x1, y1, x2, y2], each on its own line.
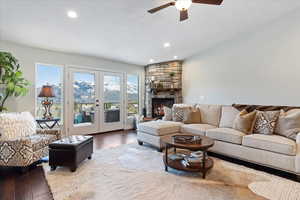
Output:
[36, 118, 60, 129]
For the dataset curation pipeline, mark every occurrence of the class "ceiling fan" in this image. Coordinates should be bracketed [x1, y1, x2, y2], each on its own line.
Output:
[148, 0, 223, 21]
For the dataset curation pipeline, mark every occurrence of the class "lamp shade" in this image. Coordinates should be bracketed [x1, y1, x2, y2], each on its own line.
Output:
[38, 85, 55, 97]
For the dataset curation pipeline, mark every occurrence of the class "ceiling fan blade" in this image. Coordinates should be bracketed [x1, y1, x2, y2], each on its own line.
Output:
[148, 2, 175, 13]
[180, 10, 188, 21]
[192, 0, 223, 5]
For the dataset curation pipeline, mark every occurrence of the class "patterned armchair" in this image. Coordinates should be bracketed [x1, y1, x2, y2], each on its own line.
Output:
[0, 129, 61, 167]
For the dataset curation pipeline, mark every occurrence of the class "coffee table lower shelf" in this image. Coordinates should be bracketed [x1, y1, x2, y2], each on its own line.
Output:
[163, 156, 214, 178]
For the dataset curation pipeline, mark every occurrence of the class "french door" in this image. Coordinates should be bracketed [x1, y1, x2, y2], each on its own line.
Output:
[67, 68, 124, 135]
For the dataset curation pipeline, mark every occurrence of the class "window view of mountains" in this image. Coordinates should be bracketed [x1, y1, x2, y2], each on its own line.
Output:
[37, 80, 138, 104]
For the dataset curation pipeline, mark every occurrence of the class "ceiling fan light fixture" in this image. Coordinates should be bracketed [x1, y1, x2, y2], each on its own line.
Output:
[175, 0, 192, 11]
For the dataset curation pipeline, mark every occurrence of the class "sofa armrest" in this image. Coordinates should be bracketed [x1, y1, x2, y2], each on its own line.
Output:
[0, 138, 34, 167]
[297, 132, 300, 144]
[295, 132, 300, 173]
[36, 129, 62, 140]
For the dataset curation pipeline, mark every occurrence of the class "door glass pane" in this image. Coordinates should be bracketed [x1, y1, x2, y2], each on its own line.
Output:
[127, 74, 139, 116]
[73, 72, 95, 126]
[104, 75, 121, 123]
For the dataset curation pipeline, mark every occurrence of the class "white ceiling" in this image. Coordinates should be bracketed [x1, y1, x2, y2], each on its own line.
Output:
[1, 0, 300, 65]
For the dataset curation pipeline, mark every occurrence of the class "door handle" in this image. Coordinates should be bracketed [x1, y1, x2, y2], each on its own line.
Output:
[95, 99, 100, 107]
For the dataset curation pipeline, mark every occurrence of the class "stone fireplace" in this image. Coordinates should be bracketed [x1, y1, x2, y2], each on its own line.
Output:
[144, 60, 183, 118]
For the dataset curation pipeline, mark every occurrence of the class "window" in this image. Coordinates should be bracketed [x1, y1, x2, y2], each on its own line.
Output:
[127, 74, 139, 116]
[36, 64, 63, 121]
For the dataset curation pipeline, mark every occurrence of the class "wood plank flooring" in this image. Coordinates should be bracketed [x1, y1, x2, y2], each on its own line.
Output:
[0, 130, 137, 200]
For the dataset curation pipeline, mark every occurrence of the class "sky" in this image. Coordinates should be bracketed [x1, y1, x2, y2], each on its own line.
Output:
[36, 64, 62, 87]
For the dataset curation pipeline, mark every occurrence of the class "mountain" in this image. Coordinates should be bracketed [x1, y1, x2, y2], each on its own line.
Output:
[37, 80, 138, 104]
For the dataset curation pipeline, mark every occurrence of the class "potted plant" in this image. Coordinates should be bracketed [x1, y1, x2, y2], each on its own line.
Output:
[0, 52, 30, 112]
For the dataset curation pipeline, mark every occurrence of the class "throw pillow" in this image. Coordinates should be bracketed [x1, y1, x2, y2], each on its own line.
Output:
[183, 108, 201, 124]
[0, 112, 36, 140]
[162, 106, 172, 121]
[172, 104, 192, 122]
[253, 111, 280, 135]
[196, 104, 222, 127]
[219, 106, 240, 128]
[233, 109, 257, 134]
[275, 109, 300, 139]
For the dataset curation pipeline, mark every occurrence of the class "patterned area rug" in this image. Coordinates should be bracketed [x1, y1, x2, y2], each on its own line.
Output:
[43, 144, 300, 200]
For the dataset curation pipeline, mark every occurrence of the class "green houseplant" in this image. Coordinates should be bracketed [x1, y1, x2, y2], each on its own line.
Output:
[0, 52, 30, 112]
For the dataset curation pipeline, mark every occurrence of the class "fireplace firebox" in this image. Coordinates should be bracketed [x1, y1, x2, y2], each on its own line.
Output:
[152, 98, 175, 118]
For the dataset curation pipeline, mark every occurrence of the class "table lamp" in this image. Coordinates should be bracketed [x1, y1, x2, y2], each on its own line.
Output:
[38, 85, 55, 119]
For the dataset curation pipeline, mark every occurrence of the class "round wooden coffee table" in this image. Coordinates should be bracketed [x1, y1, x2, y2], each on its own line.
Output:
[162, 134, 215, 179]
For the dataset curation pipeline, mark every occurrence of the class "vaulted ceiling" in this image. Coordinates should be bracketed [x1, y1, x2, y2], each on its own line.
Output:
[1, 0, 300, 65]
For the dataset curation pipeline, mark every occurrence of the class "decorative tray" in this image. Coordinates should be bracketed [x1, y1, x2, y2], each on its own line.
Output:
[172, 135, 202, 144]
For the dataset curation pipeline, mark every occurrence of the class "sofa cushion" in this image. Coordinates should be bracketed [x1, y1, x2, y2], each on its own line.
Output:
[242, 134, 296, 156]
[196, 104, 221, 127]
[233, 110, 257, 134]
[137, 121, 182, 136]
[206, 128, 246, 144]
[0, 112, 36, 140]
[181, 124, 216, 136]
[172, 104, 192, 122]
[275, 109, 300, 139]
[219, 106, 240, 128]
[253, 111, 280, 135]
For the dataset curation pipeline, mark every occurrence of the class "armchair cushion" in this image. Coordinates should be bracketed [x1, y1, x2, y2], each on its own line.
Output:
[0, 138, 33, 166]
[36, 128, 62, 139]
[0, 129, 61, 167]
[0, 112, 36, 140]
[30, 134, 57, 152]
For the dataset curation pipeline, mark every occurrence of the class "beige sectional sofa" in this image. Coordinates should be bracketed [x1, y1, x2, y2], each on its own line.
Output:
[137, 104, 300, 179]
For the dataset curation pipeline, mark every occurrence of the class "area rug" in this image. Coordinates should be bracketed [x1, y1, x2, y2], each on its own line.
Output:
[43, 144, 300, 200]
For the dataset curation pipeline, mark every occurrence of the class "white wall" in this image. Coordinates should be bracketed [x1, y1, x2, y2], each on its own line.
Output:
[0, 41, 144, 117]
[183, 10, 300, 106]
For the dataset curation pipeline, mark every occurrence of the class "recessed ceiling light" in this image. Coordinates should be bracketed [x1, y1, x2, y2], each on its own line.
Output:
[67, 10, 78, 19]
[149, 59, 154, 63]
[164, 42, 171, 48]
[174, 56, 178, 59]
